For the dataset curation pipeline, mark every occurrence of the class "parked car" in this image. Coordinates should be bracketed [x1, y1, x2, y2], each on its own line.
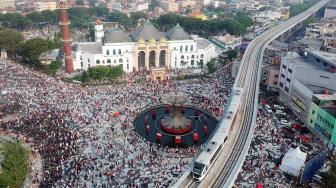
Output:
[280, 118, 291, 127]
[264, 104, 273, 113]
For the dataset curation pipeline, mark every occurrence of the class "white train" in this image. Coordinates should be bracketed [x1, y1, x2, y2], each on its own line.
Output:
[192, 88, 242, 180]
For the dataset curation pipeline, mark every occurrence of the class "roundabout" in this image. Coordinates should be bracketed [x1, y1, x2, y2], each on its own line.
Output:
[134, 92, 218, 147]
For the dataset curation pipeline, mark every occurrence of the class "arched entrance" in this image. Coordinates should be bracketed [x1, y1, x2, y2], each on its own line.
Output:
[159, 50, 166, 67]
[138, 51, 145, 69]
[149, 51, 156, 68]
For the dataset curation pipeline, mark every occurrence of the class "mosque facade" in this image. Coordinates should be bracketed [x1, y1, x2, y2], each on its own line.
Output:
[72, 19, 218, 79]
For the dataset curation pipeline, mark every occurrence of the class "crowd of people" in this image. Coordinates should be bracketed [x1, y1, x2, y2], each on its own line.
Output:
[235, 91, 328, 188]
[21, 25, 59, 41]
[0, 58, 234, 187]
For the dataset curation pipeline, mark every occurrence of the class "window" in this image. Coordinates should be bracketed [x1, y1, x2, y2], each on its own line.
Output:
[80, 62, 83, 67]
[286, 78, 291, 82]
[119, 59, 123, 63]
[274, 74, 279, 78]
[185, 45, 188, 52]
[285, 87, 289, 92]
[282, 65, 286, 69]
[181, 55, 184, 59]
[281, 74, 285, 78]
[80, 57, 82, 60]
[118, 49, 121, 55]
[127, 64, 129, 70]
[323, 62, 328, 66]
[114, 60, 116, 64]
[191, 55, 195, 59]
[310, 119, 313, 124]
[312, 110, 315, 115]
[279, 82, 284, 88]
[96, 60, 100, 64]
[200, 54, 204, 58]
[107, 59, 111, 64]
[288, 69, 292, 73]
[88, 64, 90, 68]
[273, 81, 278, 85]
[191, 60, 194, 66]
[88, 59, 90, 63]
[113, 49, 116, 55]
[190, 45, 194, 51]
[106, 50, 110, 55]
[180, 46, 183, 52]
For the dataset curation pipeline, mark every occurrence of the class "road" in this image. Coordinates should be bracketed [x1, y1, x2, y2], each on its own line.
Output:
[183, 0, 330, 187]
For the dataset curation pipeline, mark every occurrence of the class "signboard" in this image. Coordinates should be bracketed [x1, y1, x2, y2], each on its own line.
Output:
[300, 150, 328, 184]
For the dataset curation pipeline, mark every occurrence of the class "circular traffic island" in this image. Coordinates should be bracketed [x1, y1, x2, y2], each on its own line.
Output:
[134, 92, 218, 147]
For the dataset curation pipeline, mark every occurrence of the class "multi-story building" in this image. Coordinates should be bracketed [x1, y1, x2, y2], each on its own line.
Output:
[278, 50, 336, 123]
[0, 0, 15, 10]
[73, 20, 217, 80]
[159, 0, 179, 13]
[36, 1, 57, 11]
[308, 94, 336, 145]
[213, 34, 242, 50]
[324, 3, 336, 19]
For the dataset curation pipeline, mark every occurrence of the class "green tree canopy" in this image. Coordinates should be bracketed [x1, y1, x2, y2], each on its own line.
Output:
[0, 142, 30, 188]
[87, 65, 124, 80]
[0, 27, 24, 57]
[46, 60, 63, 76]
[76, 0, 84, 5]
[17, 38, 56, 68]
[149, 0, 159, 11]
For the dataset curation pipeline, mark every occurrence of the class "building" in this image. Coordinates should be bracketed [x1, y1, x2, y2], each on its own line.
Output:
[73, 21, 217, 80]
[213, 34, 242, 50]
[39, 49, 59, 65]
[0, 0, 15, 10]
[188, 12, 207, 21]
[36, 1, 57, 11]
[324, 3, 336, 19]
[278, 50, 336, 124]
[159, 0, 179, 13]
[308, 94, 336, 145]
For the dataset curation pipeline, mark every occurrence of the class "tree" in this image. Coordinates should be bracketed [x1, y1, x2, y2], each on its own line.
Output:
[227, 49, 238, 60]
[46, 60, 63, 76]
[0, 27, 24, 57]
[0, 142, 29, 188]
[149, 0, 159, 11]
[81, 70, 89, 82]
[17, 38, 55, 68]
[76, 0, 84, 5]
[87, 65, 124, 80]
[130, 11, 147, 25]
[206, 60, 216, 74]
[89, 0, 97, 7]
[321, 161, 336, 188]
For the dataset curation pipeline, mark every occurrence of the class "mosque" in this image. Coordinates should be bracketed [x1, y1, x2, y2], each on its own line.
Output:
[72, 19, 218, 80]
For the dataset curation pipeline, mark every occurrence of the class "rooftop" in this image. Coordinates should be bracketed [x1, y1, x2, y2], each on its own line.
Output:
[165, 23, 192, 41]
[131, 21, 164, 41]
[75, 42, 102, 54]
[104, 28, 132, 43]
[306, 49, 336, 67]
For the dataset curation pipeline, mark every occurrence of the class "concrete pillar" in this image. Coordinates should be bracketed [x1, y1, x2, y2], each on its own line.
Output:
[134, 50, 138, 71]
[145, 52, 149, 70]
[156, 49, 160, 67]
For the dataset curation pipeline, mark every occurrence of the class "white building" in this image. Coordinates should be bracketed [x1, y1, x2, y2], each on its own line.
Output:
[0, 0, 15, 10]
[73, 20, 217, 79]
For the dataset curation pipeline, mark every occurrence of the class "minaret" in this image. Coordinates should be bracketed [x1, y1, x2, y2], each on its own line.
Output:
[95, 19, 104, 42]
[59, 0, 74, 73]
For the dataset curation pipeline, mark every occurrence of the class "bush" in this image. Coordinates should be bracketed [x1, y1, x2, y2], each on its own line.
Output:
[87, 65, 124, 80]
[0, 142, 30, 188]
[46, 60, 63, 76]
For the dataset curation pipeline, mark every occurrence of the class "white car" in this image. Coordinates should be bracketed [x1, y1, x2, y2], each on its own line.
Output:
[280, 119, 291, 127]
[265, 104, 273, 113]
[275, 110, 286, 116]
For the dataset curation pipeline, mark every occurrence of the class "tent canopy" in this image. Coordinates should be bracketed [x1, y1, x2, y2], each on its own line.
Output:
[280, 147, 307, 177]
